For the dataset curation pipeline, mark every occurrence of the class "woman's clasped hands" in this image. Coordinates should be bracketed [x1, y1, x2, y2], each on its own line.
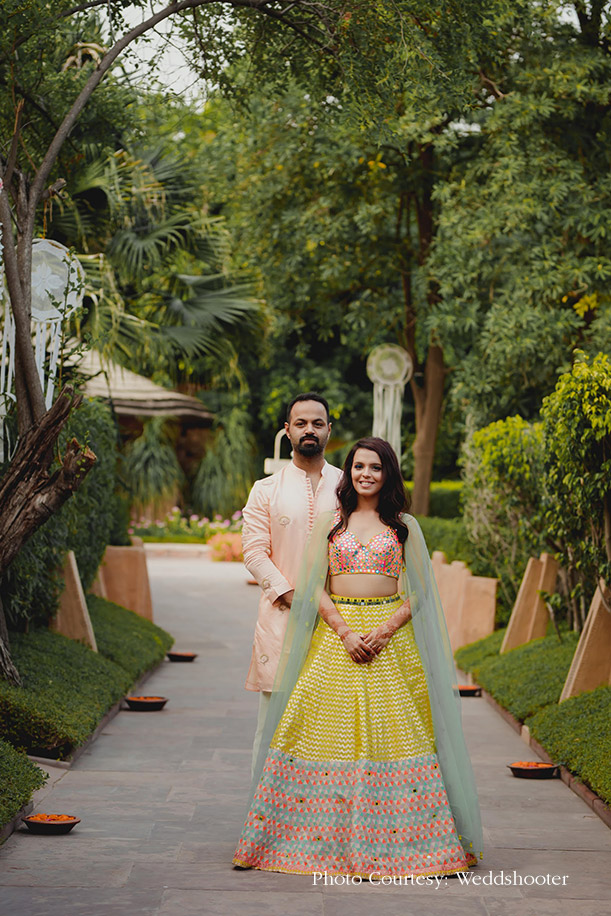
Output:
[339, 622, 396, 663]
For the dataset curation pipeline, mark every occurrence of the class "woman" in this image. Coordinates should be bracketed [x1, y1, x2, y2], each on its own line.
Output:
[233, 437, 482, 877]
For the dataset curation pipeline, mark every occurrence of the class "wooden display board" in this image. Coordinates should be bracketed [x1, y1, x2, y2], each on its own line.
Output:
[560, 582, 611, 701]
[501, 553, 558, 653]
[51, 551, 98, 651]
[431, 553, 497, 651]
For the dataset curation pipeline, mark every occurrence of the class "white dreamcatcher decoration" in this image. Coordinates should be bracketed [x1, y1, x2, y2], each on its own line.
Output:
[366, 344, 413, 464]
[0, 236, 84, 460]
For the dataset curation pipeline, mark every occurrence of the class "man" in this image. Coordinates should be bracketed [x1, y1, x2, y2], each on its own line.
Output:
[242, 392, 342, 772]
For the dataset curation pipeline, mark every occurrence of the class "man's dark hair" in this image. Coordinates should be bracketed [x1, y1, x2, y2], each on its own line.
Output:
[286, 392, 330, 423]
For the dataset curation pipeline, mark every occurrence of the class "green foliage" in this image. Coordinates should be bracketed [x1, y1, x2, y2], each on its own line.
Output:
[461, 354, 611, 628]
[87, 595, 173, 683]
[460, 417, 546, 621]
[0, 739, 47, 831]
[430, 1, 611, 427]
[0, 5, 140, 184]
[407, 481, 463, 519]
[529, 687, 611, 806]
[454, 629, 506, 674]
[0, 629, 131, 758]
[192, 407, 257, 518]
[62, 140, 260, 384]
[456, 631, 611, 805]
[131, 507, 242, 543]
[122, 417, 184, 514]
[461, 633, 580, 722]
[0, 602, 172, 759]
[541, 351, 611, 593]
[0, 398, 124, 628]
[416, 516, 481, 571]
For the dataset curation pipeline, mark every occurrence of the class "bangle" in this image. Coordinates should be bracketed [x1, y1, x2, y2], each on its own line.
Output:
[338, 629, 351, 642]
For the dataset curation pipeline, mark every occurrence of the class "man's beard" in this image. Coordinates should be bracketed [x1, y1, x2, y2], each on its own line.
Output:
[294, 436, 325, 457]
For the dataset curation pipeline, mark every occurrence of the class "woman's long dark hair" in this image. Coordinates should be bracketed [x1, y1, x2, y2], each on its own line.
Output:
[329, 437, 410, 544]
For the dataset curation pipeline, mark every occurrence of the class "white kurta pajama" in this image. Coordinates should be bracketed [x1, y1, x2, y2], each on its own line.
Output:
[242, 460, 342, 692]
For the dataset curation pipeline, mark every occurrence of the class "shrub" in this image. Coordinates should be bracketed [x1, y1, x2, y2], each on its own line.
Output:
[463, 632, 580, 722]
[88, 594, 173, 681]
[417, 516, 472, 565]
[541, 351, 611, 627]
[528, 686, 611, 806]
[208, 531, 244, 562]
[0, 602, 172, 758]
[454, 629, 506, 673]
[192, 407, 256, 519]
[131, 508, 242, 543]
[460, 353, 611, 631]
[406, 481, 463, 519]
[0, 739, 47, 831]
[0, 397, 125, 628]
[0, 629, 131, 758]
[460, 416, 546, 624]
[122, 416, 184, 516]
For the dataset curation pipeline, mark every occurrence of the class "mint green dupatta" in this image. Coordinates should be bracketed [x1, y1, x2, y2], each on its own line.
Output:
[250, 511, 483, 865]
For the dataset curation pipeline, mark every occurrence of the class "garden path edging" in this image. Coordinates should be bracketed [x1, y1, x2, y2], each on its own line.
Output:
[0, 802, 32, 846]
[459, 669, 611, 830]
[0, 661, 166, 846]
[28, 660, 163, 771]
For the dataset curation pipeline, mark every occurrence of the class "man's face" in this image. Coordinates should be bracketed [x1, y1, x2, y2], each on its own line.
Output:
[285, 401, 331, 457]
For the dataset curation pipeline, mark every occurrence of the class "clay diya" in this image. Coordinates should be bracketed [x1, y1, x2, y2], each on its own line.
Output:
[23, 814, 81, 835]
[124, 695, 168, 711]
[166, 651, 198, 662]
[507, 761, 559, 779]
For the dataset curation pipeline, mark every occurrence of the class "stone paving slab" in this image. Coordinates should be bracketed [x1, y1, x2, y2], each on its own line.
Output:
[0, 555, 609, 916]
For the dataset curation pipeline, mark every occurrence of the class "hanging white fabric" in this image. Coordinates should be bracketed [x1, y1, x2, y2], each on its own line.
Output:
[0, 236, 84, 459]
[366, 344, 413, 465]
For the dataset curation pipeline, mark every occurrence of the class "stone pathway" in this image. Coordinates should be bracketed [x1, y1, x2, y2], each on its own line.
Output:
[0, 552, 609, 916]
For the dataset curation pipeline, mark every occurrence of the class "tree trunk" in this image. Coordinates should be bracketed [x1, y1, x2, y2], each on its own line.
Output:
[410, 345, 446, 516]
[0, 597, 20, 686]
[0, 387, 96, 684]
[0, 387, 96, 578]
[400, 144, 447, 516]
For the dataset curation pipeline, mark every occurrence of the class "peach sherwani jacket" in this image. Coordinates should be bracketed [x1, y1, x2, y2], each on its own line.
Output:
[242, 460, 342, 692]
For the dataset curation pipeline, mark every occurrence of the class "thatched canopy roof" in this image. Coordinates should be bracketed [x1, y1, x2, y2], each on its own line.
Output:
[75, 350, 213, 422]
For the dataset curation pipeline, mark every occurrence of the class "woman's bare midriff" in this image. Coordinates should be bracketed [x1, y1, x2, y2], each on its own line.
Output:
[329, 573, 399, 598]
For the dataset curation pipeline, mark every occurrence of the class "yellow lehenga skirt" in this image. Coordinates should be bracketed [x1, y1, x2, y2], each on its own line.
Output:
[233, 595, 475, 877]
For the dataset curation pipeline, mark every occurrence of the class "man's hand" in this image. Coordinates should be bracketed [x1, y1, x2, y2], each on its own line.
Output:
[274, 590, 295, 611]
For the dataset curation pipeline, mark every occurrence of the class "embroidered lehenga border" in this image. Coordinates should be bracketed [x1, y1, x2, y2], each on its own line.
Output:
[233, 594, 479, 876]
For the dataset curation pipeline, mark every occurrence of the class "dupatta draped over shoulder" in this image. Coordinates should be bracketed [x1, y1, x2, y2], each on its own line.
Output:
[250, 511, 484, 864]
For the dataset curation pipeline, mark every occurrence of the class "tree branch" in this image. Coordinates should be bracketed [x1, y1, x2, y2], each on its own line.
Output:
[25, 0, 333, 240]
[2, 100, 23, 191]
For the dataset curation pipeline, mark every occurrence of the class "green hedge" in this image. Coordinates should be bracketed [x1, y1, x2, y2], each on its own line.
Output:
[0, 600, 173, 759]
[454, 629, 506, 673]
[0, 398, 128, 629]
[454, 631, 610, 805]
[406, 480, 463, 518]
[0, 629, 131, 758]
[88, 595, 173, 682]
[455, 631, 579, 721]
[416, 516, 495, 578]
[528, 687, 611, 806]
[0, 739, 47, 832]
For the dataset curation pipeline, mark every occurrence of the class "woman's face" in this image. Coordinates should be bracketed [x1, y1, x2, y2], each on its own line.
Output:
[351, 448, 385, 499]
